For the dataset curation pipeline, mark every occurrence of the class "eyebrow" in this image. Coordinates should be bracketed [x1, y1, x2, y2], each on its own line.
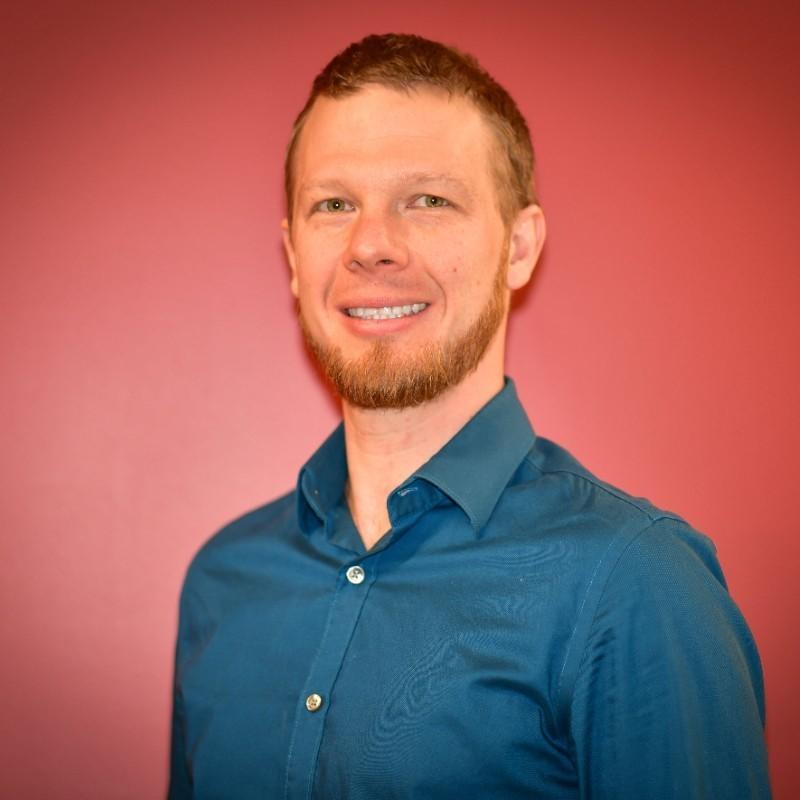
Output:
[395, 172, 473, 194]
[298, 172, 474, 198]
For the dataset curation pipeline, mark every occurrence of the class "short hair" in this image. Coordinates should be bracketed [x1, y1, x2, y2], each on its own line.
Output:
[284, 33, 537, 225]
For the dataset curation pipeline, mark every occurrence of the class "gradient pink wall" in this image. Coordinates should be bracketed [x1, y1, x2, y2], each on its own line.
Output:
[2, 2, 798, 797]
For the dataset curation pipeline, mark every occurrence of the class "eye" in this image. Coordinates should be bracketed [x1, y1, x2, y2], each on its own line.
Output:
[411, 194, 450, 209]
[315, 198, 353, 213]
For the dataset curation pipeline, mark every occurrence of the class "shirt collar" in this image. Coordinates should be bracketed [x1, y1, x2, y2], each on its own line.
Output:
[297, 423, 348, 535]
[297, 378, 535, 535]
[410, 378, 535, 532]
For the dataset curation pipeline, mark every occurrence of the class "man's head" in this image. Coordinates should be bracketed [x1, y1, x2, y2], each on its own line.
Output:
[282, 35, 545, 410]
[285, 33, 537, 227]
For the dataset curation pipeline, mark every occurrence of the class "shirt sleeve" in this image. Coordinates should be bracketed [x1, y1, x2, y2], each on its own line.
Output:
[167, 686, 193, 800]
[167, 573, 201, 800]
[568, 517, 770, 799]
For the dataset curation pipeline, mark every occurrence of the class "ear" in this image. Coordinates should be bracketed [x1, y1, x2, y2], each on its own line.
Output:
[506, 204, 546, 291]
[281, 218, 299, 298]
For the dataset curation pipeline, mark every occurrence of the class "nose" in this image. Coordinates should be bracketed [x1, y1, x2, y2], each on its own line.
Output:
[345, 208, 408, 272]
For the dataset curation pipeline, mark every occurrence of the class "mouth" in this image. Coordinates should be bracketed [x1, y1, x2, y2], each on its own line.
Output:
[345, 303, 428, 321]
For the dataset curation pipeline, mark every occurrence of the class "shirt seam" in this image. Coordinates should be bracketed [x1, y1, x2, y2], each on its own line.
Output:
[523, 454, 678, 524]
[555, 516, 680, 735]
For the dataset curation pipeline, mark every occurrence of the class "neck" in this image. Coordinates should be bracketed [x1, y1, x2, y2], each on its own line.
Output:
[342, 340, 505, 549]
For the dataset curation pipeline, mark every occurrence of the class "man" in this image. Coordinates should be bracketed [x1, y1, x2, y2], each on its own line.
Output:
[169, 34, 770, 798]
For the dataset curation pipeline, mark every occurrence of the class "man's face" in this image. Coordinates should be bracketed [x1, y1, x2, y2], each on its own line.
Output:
[283, 85, 513, 409]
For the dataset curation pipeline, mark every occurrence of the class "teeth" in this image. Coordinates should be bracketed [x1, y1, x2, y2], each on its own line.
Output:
[347, 303, 428, 320]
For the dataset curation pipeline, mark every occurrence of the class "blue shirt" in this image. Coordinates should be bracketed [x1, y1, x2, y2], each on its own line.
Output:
[169, 380, 770, 799]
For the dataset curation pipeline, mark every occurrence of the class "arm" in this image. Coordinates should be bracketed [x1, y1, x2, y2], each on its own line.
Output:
[167, 572, 203, 800]
[167, 687, 192, 800]
[569, 518, 770, 799]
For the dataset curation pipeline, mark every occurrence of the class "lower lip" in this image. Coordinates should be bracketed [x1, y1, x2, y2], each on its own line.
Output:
[341, 307, 429, 337]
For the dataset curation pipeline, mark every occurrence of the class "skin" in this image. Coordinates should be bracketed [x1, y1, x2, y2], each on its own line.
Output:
[283, 85, 546, 549]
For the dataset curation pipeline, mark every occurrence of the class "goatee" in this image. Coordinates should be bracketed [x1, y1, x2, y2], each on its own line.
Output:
[299, 251, 508, 410]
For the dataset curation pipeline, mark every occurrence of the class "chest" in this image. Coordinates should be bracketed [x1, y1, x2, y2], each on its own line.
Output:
[179, 538, 583, 798]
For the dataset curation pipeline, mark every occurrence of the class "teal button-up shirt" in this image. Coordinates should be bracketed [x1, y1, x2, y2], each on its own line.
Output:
[169, 380, 770, 798]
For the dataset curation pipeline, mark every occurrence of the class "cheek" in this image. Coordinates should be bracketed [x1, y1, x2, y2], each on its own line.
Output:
[429, 231, 500, 291]
[294, 245, 336, 298]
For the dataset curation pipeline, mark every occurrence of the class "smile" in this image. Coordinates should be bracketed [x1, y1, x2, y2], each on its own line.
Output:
[346, 303, 428, 320]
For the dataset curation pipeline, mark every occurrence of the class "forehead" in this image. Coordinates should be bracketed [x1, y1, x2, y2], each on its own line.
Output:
[293, 85, 498, 195]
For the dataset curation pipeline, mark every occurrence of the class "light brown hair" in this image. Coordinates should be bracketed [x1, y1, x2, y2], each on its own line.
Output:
[284, 33, 537, 225]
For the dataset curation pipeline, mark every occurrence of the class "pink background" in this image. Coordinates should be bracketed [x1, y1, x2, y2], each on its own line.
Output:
[2, 1, 798, 797]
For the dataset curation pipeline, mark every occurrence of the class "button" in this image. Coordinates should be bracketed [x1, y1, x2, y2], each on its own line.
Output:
[346, 565, 365, 585]
[305, 693, 323, 712]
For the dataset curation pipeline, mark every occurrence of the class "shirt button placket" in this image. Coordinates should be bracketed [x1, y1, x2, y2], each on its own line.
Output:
[283, 558, 376, 800]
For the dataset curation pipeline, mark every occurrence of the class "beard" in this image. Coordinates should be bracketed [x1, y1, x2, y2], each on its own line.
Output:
[299, 246, 509, 410]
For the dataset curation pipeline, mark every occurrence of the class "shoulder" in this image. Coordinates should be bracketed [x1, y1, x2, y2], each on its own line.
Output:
[520, 429, 735, 607]
[522, 443, 770, 794]
[505, 434, 716, 575]
[528, 439, 768, 727]
[530, 435, 727, 586]
[508, 435, 758, 693]
[524, 434, 686, 527]
[175, 489, 301, 645]
[183, 489, 298, 590]
[561, 510, 769, 796]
